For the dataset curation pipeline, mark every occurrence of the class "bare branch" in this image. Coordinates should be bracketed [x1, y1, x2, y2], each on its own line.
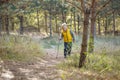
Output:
[96, 0, 111, 17]
[99, 9, 114, 18]
[66, 0, 83, 12]
[84, 0, 91, 7]
[80, 0, 85, 13]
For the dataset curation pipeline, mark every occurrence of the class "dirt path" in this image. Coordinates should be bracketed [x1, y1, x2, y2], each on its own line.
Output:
[0, 48, 65, 80]
[0, 36, 115, 80]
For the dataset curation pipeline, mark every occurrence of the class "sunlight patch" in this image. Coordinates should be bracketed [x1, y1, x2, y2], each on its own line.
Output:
[1, 69, 14, 79]
[19, 68, 33, 73]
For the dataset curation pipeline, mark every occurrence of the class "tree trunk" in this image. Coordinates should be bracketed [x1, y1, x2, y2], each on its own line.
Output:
[5, 15, 9, 35]
[55, 16, 58, 33]
[98, 16, 101, 35]
[105, 16, 108, 35]
[64, 12, 67, 23]
[49, 8, 52, 37]
[113, 11, 115, 36]
[77, 15, 80, 34]
[70, 12, 72, 29]
[62, 11, 66, 23]
[2, 16, 5, 32]
[62, 11, 64, 23]
[88, 0, 96, 53]
[37, 9, 40, 32]
[44, 11, 48, 34]
[73, 8, 76, 33]
[102, 18, 105, 34]
[0, 16, 2, 35]
[79, 8, 90, 68]
[11, 17, 14, 31]
[19, 16, 24, 35]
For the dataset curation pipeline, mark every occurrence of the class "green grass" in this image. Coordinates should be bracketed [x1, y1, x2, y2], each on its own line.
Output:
[94, 35, 120, 53]
[57, 35, 120, 80]
[40, 36, 64, 50]
[39, 34, 120, 79]
[58, 51, 120, 80]
[58, 53, 120, 79]
[0, 35, 44, 61]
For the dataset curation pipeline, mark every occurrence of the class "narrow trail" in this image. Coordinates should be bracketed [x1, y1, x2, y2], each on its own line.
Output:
[0, 35, 117, 80]
[0, 48, 65, 80]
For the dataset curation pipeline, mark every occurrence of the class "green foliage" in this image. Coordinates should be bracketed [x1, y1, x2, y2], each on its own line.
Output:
[0, 35, 44, 61]
[60, 72, 67, 80]
[58, 54, 79, 69]
[58, 51, 120, 78]
[86, 53, 112, 72]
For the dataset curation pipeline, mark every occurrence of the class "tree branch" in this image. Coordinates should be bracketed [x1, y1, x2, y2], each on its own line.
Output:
[100, 9, 114, 18]
[96, 0, 111, 17]
[66, 0, 83, 12]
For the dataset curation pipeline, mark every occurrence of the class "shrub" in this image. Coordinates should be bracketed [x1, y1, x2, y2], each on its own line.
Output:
[0, 35, 44, 61]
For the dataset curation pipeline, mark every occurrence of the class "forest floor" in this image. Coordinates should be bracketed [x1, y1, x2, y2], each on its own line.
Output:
[0, 48, 107, 80]
[0, 34, 120, 80]
[0, 48, 65, 80]
[0, 34, 64, 80]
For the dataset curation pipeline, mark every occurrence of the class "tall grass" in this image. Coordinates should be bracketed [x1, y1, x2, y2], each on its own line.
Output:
[94, 36, 120, 53]
[58, 35, 120, 79]
[40, 36, 64, 52]
[58, 51, 120, 79]
[0, 35, 44, 61]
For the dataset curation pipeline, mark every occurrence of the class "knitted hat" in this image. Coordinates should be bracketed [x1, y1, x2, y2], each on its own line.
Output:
[62, 23, 67, 29]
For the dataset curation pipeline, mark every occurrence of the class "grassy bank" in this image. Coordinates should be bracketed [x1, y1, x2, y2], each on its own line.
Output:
[57, 35, 120, 80]
[0, 35, 44, 61]
[58, 51, 120, 80]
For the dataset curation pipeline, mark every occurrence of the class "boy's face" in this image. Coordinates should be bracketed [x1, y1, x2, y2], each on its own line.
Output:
[62, 26, 67, 31]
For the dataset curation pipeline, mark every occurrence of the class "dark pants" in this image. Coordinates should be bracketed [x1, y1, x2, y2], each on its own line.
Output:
[64, 42, 72, 57]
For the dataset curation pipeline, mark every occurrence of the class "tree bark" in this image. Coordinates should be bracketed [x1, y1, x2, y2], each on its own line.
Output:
[5, 15, 9, 35]
[62, 11, 66, 23]
[37, 9, 40, 32]
[44, 11, 48, 34]
[70, 12, 72, 29]
[62, 11, 64, 23]
[11, 17, 14, 31]
[88, 0, 96, 53]
[64, 12, 67, 23]
[98, 16, 101, 35]
[2, 16, 5, 32]
[77, 15, 80, 34]
[0, 16, 2, 35]
[105, 16, 108, 35]
[73, 7, 76, 33]
[55, 16, 58, 33]
[49, 7, 52, 37]
[113, 11, 115, 36]
[79, 8, 90, 68]
[102, 18, 105, 34]
[19, 16, 24, 35]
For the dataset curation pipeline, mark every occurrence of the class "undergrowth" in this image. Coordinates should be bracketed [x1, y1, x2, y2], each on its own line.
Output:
[0, 35, 44, 61]
[58, 51, 120, 79]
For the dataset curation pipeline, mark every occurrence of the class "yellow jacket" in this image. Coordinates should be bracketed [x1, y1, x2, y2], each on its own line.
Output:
[61, 29, 74, 42]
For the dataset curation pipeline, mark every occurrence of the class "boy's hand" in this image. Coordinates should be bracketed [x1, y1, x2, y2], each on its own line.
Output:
[59, 38, 62, 40]
[73, 39, 75, 43]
